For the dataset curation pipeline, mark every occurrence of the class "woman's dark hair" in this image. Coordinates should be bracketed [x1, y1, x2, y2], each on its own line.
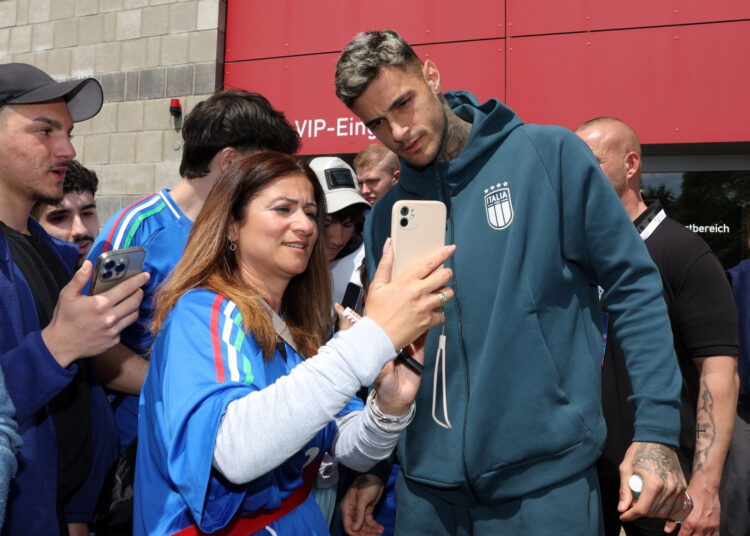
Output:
[153, 151, 331, 359]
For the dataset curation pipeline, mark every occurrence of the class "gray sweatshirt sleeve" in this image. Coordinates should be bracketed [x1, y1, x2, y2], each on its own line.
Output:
[332, 407, 400, 472]
[213, 317, 397, 484]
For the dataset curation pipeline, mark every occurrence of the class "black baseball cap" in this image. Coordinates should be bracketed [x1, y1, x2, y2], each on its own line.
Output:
[0, 63, 103, 122]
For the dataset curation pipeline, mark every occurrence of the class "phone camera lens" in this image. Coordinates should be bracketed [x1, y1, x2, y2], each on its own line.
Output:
[102, 271, 112, 280]
[115, 262, 126, 273]
[400, 217, 408, 227]
[104, 260, 115, 270]
[400, 206, 409, 216]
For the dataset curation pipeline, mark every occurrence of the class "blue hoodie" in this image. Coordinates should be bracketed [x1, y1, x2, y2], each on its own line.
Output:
[0, 218, 119, 534]
[364, 91, 681, 504]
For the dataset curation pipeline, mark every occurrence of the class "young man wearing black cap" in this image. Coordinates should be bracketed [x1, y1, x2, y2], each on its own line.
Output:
[0, 63, 149, 535]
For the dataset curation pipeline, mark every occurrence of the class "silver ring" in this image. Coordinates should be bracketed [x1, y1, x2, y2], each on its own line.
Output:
[437, 292, 447, 308]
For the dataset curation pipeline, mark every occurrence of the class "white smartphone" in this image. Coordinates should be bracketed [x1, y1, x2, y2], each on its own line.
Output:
[89, 246, 146, 295]
[390, 200, 447, 279]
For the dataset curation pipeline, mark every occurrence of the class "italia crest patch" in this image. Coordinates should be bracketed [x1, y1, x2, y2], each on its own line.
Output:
[484, 182, 513, 230]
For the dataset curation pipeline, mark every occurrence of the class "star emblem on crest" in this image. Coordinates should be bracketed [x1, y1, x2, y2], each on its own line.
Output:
[487, 180, 509, 193]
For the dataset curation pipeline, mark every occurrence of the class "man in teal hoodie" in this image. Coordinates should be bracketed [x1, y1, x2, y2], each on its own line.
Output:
[334, 30, 691, 535]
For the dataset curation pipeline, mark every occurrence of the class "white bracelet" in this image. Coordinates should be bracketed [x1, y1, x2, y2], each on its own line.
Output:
[366, 390, 416, 433]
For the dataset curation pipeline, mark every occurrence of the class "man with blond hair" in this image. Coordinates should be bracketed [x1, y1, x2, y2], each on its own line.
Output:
[353, 144, 399, 205]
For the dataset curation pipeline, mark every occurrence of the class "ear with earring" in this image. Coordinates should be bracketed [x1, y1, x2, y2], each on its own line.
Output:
[227, 236, 236, 252]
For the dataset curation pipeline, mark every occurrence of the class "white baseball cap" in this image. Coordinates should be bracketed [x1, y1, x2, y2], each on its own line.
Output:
[309, 157, 371, 214]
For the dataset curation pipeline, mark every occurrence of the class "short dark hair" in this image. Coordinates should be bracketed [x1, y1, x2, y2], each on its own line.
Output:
[335, 30, 422, 107]
[64, 159, 98, 196]
[179, 90, 300, 179]
[328, 204, 367, 227]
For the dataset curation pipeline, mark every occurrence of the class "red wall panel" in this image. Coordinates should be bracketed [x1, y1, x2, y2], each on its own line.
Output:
[225, 41, 504, 155]
[507, 0, 750, 36]
[506, 21, 750, 144]
[225, 0, 505, 61]
[224, 2, 750, 151]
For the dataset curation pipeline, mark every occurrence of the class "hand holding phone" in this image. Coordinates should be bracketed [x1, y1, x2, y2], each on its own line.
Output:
[89, 246, 146, 295]
[42, 252, 149, 368]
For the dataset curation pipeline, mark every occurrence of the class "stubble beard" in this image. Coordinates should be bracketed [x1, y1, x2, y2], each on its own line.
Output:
[402, 99, 449, 171]
[33, 190, 63, 206]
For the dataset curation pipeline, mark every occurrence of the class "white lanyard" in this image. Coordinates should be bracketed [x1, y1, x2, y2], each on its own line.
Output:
[599, 208, 666, 301]
[638, 209, 666, 241]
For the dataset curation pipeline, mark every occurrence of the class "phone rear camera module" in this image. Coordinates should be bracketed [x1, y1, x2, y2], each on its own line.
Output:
[102, 271, 112, 280]
[400, 206, 409, 216]
[115, 262, 127, 273]
[104, 260, 115, 270]
[400, 217, 409, 227]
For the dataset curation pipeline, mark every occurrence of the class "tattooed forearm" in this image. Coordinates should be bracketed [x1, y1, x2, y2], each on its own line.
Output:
[693, 378, 716, 472]
[437, 104, 472, 164]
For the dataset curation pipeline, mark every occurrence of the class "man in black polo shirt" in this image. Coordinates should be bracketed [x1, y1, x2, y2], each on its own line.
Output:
[576, 117, 739, 536]
[0, 63, 149, 535]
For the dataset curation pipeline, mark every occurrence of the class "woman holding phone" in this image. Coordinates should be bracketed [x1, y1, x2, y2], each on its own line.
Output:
[133, 152, 454, 535]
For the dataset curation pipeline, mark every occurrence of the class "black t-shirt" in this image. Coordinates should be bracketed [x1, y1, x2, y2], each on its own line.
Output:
[0, 221, 93, 501]
[598, 202, 739, 480]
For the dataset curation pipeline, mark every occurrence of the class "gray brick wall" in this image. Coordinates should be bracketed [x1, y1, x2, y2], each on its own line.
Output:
[0, 0, 227, 225]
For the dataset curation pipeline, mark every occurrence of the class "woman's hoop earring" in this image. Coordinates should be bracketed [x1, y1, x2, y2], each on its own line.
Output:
[228, 238, 236, 252]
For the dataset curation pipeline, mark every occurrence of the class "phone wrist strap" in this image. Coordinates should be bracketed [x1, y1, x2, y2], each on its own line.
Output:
[431, 320, 452, 429]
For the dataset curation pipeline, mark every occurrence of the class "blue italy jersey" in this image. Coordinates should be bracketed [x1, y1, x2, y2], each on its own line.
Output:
[86, 189, 192, 450]
[134, 289, 360, 535]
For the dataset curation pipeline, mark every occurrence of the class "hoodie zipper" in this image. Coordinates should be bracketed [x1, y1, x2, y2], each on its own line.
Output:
[435, 170, 481, 502]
